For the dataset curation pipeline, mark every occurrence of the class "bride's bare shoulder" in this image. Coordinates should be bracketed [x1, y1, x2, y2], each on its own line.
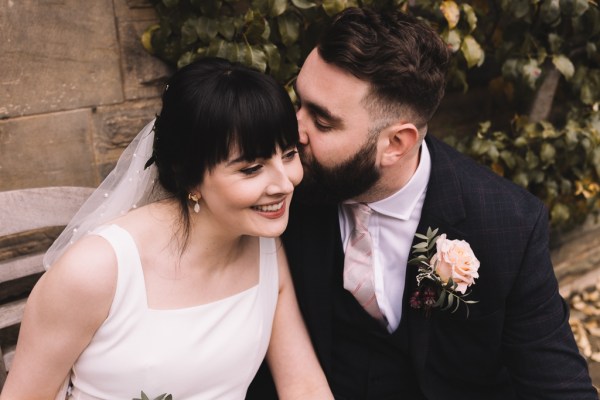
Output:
[41, 234, 118, 305]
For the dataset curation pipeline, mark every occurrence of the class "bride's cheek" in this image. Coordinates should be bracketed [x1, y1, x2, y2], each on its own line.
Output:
[292, 163, 304, 187]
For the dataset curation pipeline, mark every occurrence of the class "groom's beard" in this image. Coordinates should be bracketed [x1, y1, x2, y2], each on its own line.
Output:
[295, 136, 380, 205]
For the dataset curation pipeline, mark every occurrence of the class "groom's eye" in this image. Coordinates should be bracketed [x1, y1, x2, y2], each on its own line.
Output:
[314, 117, 333, 132]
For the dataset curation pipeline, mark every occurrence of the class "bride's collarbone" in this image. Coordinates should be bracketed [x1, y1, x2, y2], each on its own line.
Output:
[140, 238, 260, 309]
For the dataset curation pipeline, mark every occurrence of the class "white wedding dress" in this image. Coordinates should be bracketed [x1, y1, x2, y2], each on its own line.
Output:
[65, 224, 278, 400]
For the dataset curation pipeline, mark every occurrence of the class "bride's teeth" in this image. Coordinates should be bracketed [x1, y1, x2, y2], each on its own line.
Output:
[254, 202, 283, 212]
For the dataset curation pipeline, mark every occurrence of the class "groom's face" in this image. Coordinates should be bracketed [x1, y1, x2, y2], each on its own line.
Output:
[294, 49, 381, 204]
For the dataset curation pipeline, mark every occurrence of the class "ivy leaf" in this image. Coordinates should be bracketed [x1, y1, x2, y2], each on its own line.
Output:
[547, 33, 563, 54]
[244, 44, 268, 72]
[193, 0, 221, 15]
[244, 12, 269, 43]
[291, 0, 317, 9]
[500, 150, 517, 169]
[487, 143, 500, 162]
[552, 55, 574, 80]
[461, 3, 477, 32]
[177, 51, 198, 69]
[251, 0, 269, 14]
[580, 82, 594, 105]
[207, 38, 229, 59]
[277, 61, 299, 82]
[218, 17, 236, 40]
[593, 147, 600, 178]
[162, 0, 179, 8]
[181, 18, 199, 46]
[263, 43, 281, 73]
[442, 29, 462, 53]
[269, 0, 287, 17]
[531, 170, 545, 184]
[141, 24, 160, 54]
[278, 13, 300, 46]
[551, 203, 570, 224]
[526, 150, 540, 169]
[559, 0, 589, 17]
[587, 42, 598, 59]
[194, 16, 219, 43]
[540, 142, 556, 164]
[322, 0, 347, 17]
[540, 0, 561, 26]
[460, 35, 485, 68]
[513, 172, 529, 188]
[502, 59, 519, 79]
[509, 0, 531, 19]
[521, 59, 542, 89]
[228, 42, 244, 63]
[440, 1, 460, 29]
[447, 68, 468, 92]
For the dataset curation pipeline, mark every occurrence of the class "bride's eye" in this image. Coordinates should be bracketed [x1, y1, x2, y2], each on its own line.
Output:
[283, 148, 298, 160]
[240, 164, 263, 175]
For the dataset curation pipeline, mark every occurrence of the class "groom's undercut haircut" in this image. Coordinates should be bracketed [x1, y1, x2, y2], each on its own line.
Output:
[317, 7, 450, 129]
[152, 57, 298, 242]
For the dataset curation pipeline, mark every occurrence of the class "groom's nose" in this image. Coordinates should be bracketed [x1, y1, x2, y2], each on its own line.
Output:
[296, 109, 309, 145]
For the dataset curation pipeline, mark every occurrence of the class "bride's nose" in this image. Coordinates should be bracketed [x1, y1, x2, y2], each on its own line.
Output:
[266, 165, 295, 196]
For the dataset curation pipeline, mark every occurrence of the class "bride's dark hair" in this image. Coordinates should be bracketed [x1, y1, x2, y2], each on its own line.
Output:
[151, 57, 298, 244]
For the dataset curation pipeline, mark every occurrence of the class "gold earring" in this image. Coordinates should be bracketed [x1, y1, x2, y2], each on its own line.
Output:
[188, 193, 200, 213]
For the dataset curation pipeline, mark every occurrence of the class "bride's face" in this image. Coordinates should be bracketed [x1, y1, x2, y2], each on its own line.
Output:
[197, 145, 303, 238]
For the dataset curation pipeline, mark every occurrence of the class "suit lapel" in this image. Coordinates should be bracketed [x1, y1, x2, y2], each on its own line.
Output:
[404, 135, 467, 377]
[284, 202, 341, 373]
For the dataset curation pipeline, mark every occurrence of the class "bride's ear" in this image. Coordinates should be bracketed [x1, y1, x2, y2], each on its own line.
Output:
[379, 123, 420, 167]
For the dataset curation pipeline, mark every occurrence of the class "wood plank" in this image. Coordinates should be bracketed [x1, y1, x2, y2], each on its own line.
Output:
[3, 345, 14, 373]
[0, 187, 94, 236]
[0, 253, 45, 284]
[0, 299, 26, 330]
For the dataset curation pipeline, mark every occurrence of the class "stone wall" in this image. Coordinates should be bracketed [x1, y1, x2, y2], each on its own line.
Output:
[0, 0, 171, 191]
[1, 0, 599, 281]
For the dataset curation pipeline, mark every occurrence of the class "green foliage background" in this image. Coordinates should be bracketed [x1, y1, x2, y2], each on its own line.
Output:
[143, 0, 600, 232]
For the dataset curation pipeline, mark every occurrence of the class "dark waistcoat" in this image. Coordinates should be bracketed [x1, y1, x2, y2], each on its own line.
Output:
[330, 262, 426, 400]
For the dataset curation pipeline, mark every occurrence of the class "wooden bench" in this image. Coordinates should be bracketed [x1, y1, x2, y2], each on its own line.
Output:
[0, 186, 94, 388]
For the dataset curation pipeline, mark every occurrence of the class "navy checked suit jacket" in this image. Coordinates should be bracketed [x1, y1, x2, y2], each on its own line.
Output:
[247, 134, 597, 399]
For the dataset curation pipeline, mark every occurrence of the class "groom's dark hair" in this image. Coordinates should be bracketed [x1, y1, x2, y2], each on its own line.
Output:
[317, 7, 450, 128]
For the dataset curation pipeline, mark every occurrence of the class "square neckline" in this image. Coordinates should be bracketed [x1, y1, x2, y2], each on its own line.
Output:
[108, 224, 261, 312]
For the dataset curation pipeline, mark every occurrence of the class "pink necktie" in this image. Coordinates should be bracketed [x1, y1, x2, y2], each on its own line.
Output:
[343, 203, 385, 322]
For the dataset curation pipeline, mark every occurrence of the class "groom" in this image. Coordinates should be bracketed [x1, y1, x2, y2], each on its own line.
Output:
[248, 7, 596, 399]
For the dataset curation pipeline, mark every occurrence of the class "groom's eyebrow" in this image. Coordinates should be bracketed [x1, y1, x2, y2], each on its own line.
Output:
[306, 102, 343, 128]
[294, 83, 344, 129]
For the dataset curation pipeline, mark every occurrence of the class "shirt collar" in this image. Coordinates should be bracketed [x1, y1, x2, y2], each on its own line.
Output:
[367, 141, 431, 221]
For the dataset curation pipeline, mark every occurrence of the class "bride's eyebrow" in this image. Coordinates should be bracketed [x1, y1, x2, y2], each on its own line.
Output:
[226, 155, 248, 166]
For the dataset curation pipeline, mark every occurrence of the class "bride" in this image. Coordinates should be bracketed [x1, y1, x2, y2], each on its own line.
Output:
[1, 57, 333, 400]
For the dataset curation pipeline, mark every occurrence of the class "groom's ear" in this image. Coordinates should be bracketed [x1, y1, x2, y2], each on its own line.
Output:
[379, 122, 420, 167]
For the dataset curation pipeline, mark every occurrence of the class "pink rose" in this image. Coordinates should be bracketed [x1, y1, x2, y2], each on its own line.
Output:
[431, 234, 480, 294]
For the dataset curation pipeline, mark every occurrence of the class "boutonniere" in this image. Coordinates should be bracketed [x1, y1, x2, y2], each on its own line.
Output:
[408, 227, 480, 317]
[134, 392, 173, 400]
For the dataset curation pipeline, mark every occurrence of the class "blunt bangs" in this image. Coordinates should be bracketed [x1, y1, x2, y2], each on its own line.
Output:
[153, 57, 298, 197]
[204, 70, 299, 169]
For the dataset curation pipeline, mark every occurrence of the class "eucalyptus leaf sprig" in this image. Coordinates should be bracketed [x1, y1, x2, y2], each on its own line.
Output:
[133, 391, 173, 400]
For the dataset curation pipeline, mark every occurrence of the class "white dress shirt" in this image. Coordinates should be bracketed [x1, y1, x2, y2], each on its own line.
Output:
[339, 142, 431, 332]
